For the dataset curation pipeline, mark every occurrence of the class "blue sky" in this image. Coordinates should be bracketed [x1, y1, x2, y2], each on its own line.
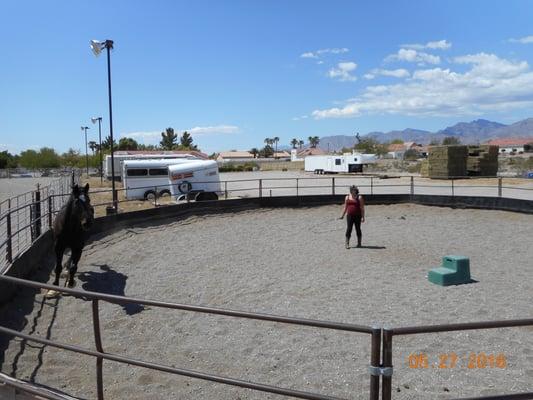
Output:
[2, 0, 533, 155]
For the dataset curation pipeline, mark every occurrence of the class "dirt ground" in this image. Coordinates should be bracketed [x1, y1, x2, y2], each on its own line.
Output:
[1, 204, 532, 399]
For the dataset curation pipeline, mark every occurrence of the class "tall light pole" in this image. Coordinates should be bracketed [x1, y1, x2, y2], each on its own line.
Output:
[91, 39, 117, 211]
[91, 117, 103, 183]
[81, 126, 90, 176]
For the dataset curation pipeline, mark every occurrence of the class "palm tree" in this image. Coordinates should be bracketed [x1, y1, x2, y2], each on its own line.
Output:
[298, 140, 304, 149]
[290, 138, 298, 149]
[273, 136, 279, 156]
[308, 136, 320, 149]
[88, 141, 97, 155]
[249, 148, 259, 158]
[264, 138, 274, 157]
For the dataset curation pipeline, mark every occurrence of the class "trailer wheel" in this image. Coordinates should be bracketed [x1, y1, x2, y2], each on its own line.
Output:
[195, 192, 218, 202]
[144, 190, 156, 201]
[159, 189, 171, 197]
[178, 181, 192, 194]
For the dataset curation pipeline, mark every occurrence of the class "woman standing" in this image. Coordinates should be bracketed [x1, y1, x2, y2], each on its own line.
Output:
[339, 185, 365, 249]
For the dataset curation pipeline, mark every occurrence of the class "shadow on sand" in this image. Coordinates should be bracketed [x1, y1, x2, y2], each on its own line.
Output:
[349, 245, 387, 249]
[78, 264, 145, 316]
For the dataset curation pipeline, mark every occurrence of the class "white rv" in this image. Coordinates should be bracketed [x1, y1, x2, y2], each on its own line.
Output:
[168, 160, 221, 201]
[122, 159, 195, 200]
[304, 153, 377, 174]
[105, 153, 200, 181]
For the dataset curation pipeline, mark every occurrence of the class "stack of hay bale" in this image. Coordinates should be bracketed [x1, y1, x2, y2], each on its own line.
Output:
[420, 159, 429, 177]
[428, 145, 468, 178]
[466, 145, 499, 176]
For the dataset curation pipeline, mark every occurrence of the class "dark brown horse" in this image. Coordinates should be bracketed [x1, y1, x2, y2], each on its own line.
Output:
[52, 183, 94, 288]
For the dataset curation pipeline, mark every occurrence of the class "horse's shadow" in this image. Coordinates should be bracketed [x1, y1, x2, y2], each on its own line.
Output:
[78, 264, 145, 316]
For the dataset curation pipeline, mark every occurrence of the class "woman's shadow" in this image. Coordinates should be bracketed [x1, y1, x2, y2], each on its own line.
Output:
[78, 264, 144, 316]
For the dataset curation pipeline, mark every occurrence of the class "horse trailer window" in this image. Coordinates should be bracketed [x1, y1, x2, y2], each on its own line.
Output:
[127, 169, 148, 176]
[149, 168, 167, 176]
[335, 159, 341, 165]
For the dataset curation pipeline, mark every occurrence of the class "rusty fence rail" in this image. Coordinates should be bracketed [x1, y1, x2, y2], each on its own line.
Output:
[0, 274, 378, 400]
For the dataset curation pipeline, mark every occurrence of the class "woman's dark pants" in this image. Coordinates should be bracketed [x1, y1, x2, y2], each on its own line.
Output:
[346, 214, 362, 245]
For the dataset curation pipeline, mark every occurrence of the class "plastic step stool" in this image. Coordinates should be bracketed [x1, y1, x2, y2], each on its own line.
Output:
[428, 255, 471, 286]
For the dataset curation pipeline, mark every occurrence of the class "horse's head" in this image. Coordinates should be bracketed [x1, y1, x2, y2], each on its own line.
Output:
[71, 183, 94, 230]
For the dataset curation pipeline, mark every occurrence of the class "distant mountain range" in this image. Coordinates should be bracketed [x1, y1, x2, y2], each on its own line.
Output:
[317, 118, 533, 152]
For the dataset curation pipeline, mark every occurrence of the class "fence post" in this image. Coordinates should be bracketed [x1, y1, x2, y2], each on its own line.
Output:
[30, 192, 35, 242]
[6, 199, 12, 264]
[369, 326, 381, 400]
[34, 184, 41, 238]
[381, 328, 393, 400]
[259, 179, 263, 198]
[71, 171, 75, 187]
[92, 300, 105, 400]
[48, 195, 53, 229]
[332, 177, 335, 196]
[296, 178, 299, 197]
[370, 176, 373, 195]
[498, 177, 502, 198]
[224, 181, 228, 200]
[451, 178, 454, 197]
[154, 186, 158, 207]
[410, 176, 414, 199]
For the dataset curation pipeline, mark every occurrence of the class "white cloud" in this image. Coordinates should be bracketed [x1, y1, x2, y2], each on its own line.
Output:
[386, 48, 440, 65]
[312, 53, 533, 119]
[328, 62, 357, 81]
[402, 39, 452, 50]
[125, 131, 160, 140]
[123, 125, 239, 141]
[188, 125, 239, 135]
[364, 68, 410, 80]
[292, 115, 309, 121]
[301, 52, 318, 59]
[300, 47, 349, 59]
[509, 35, 533, 44]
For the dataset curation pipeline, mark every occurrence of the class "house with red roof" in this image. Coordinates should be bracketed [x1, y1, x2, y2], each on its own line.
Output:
[486, 138, 533, 154]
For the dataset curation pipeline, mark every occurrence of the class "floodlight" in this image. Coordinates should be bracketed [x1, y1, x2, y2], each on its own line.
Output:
[90, 40, 103, 57]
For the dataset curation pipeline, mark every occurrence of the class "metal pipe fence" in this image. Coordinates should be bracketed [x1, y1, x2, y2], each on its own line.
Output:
[0, 275, 376, 400]
[2, 174, 533, 272]
[0, 174, 532, 398]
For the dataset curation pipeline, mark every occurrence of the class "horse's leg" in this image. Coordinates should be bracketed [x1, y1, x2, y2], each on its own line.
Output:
[53, 242, 65, 286]
[68, 247, 82, 288]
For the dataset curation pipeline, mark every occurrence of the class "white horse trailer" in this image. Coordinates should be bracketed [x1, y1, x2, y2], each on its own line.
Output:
[105, 153, 200, 181]
[168, 160, 221, 201]
[304, 153, 377, 174]
[122, 159, 196, 200]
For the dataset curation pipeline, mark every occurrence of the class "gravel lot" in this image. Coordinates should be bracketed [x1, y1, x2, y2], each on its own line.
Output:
[1, 204, 532, 399]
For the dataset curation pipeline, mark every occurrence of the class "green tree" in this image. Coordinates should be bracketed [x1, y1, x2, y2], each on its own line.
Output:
[354, 137, 386, 155]
[138, 143, 159, 151]
[88, 141, 98, 155]
[429, 138, 441, 146]
[391, 139, 404, 144]
[404, 148, 420, 160]
[273, 136, 280, 154]
[308, 136, 320, 148]
[160, 127, 178, 150]
[298, 139, 304, 149]
[290, 138, 299, 149]
[38, 147, 61, 168]
[19, 149, 39, 169]
[61, 148, 83, 168]
[101, 135, 117, 150]
[178, 131, 198, 150]
[249, 148, 259, 158]
[259, 145, 274, 158]
[118, 137, 139, 150]
[0, 151, 18, 169]
[442, 136, 461, 145]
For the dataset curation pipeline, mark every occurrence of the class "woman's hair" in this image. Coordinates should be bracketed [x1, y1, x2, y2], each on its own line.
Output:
[350, 185, 359, 194]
